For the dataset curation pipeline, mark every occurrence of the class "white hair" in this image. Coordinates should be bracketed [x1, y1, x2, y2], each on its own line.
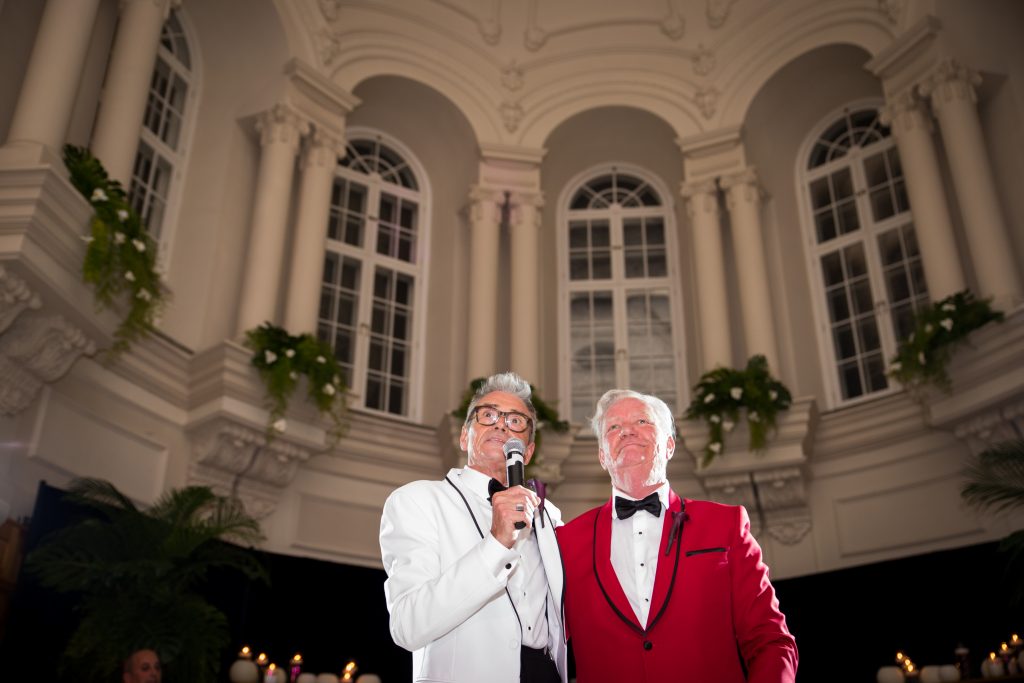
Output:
[590, 389, 676, 443]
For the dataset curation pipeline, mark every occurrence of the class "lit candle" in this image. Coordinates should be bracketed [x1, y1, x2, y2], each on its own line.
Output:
[266, 663, 277, 683]
[289, 653, 302, 683]
[341, 660, 357, 682]
[257, 653, 268, 667]
[240, 646, 252, 660]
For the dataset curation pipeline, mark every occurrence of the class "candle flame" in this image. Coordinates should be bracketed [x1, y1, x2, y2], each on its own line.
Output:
[344, 661, 356, 672]
[292, 653, 303, 663]
[268, 664, 276, 672]
[1001, 642, 1009, 652]
[257, 653, 268, 665]
[896, 652, 904, 661]
[990, 652, 997, 660]
[906, 664, 915, 673]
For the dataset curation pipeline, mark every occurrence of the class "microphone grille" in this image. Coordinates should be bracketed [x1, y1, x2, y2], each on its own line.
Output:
[503, 438, 526, 457]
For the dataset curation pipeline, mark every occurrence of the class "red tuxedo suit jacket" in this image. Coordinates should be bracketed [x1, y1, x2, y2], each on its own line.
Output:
[557, 490, 797, 682]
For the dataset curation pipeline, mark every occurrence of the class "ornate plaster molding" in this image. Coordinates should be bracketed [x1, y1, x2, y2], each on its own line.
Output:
[877, 0, 904, 26]
[188, 417, 314, 518]
[692, 44, 715, 77]
[0, 265, 42, 334]
[0, 314, 96, 415]
[693, 86, 719, 120]
[500, 100, 525, 132]
[706, 0, 738, 29]
[523, 0, 686, 52]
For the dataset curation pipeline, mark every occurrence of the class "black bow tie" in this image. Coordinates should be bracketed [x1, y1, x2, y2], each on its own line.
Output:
[487, 478, 506, 502]
[615, 493, 662, 519]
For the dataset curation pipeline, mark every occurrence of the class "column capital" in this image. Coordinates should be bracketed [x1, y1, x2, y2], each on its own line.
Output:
[679, 179, 719, 220]
[918, 59, 982, 112]
[468, 186, 505, 223]
[721, 167, 763, 211]
[255, 104, 309, 150]
[879, 90, 934, 136]
[301, 128, 345, 170]
[679, 178, 718, 198]
[509, 193, 543, 229]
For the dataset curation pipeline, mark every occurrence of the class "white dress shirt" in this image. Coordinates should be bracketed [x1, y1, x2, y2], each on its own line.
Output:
[609, 482, 669, 628]
[459, 467, 549, 648]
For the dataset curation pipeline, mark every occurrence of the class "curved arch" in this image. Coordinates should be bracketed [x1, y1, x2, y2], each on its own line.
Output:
[271, 0, 321, 66]
[718, 6, 894, 127]
[794, 96, 888, 175]
[329, 38, 503, 145]
[521, 73, 703, 149]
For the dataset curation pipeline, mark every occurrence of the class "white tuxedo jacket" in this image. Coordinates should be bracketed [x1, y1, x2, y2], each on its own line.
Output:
[380, 467, 567, 683]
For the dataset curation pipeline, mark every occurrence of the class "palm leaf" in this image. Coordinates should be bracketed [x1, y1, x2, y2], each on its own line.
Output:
[961, 439, 1024, 514]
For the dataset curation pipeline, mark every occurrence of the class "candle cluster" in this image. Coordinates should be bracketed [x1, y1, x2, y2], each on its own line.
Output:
[229, 646, 361, 683]
[980, 633, 1023, 679]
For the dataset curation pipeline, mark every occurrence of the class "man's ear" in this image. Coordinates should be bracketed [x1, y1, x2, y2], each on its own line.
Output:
[459, 423, 469, 452]
[597, 445, 610, 471]
[665, 435, 675, 460]
[524, 440, 536, 465]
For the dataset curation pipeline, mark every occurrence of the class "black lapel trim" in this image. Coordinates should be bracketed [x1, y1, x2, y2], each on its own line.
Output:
[444, 474, 523, 634]
[590, 500, 686, 637]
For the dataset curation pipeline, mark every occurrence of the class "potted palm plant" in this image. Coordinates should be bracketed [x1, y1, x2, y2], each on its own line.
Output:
[961, 439, 1024, 603]
[25, 478, 268, 682]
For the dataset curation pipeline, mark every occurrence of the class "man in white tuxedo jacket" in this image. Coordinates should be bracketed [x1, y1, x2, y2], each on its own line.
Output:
[380, 372, 567, 683]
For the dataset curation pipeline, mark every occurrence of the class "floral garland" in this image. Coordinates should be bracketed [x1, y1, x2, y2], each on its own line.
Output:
[887, 289, 1003, 392]
[244, 322, 348, 443]
[684, 354, 793, 467]
[63, 145, 166, 354]
[453, 377, 570, 479]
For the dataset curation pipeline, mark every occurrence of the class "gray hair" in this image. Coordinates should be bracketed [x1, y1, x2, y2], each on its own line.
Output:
[465, 371, 537, 439]
[590, 389, 676, 442]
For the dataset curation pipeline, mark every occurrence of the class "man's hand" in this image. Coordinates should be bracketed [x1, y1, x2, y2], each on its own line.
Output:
[490, 486, 539, 548]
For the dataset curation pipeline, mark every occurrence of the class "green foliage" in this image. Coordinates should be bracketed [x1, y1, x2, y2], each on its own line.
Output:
[452, 377, 570, 479]
[25, 478, 268, 683]
[63, 145, 167, 355]
[684, 354, 793, 467]
[244, 322, 348, 443]
[888, 289, 1003, 392]
[961, 440, 1024, 603]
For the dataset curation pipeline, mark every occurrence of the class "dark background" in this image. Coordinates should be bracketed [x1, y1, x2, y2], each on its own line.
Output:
[1, 482, 1020, 682]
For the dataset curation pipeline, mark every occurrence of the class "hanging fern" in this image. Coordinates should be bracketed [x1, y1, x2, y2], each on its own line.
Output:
[684, 354, 793, 467]
[63, 145, 167, 355]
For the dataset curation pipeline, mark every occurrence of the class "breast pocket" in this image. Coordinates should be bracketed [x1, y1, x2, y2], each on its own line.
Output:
[685, 546, 727, 557]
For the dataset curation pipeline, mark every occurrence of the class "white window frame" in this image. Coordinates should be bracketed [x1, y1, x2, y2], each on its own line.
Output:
[322, 126, 431, 423]
[556, 163, 688, 424]
[129, 7, 200, 273]
[796, 98, 927, 409]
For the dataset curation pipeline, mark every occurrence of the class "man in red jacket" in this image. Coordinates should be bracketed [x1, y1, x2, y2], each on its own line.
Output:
[557, 389, 797, 682]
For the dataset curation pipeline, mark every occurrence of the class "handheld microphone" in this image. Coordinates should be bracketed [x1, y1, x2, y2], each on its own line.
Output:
[503, 438, 527, 530]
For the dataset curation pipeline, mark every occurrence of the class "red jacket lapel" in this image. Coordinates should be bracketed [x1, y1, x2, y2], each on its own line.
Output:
[648, 490, 684, 628]
[594, 497, 643, 631]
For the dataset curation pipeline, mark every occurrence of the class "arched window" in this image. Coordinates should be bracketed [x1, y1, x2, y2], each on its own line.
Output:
[317, 132, 428, 418]
[129, 8, 195, 258]
[558, 166, 685, 423]
[799, 101, 929, 405]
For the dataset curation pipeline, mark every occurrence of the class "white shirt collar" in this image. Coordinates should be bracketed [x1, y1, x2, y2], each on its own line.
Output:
[460, 466, 495, 502]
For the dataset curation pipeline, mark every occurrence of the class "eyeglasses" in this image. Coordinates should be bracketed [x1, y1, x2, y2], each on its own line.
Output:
[471, 406, 533, 433]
